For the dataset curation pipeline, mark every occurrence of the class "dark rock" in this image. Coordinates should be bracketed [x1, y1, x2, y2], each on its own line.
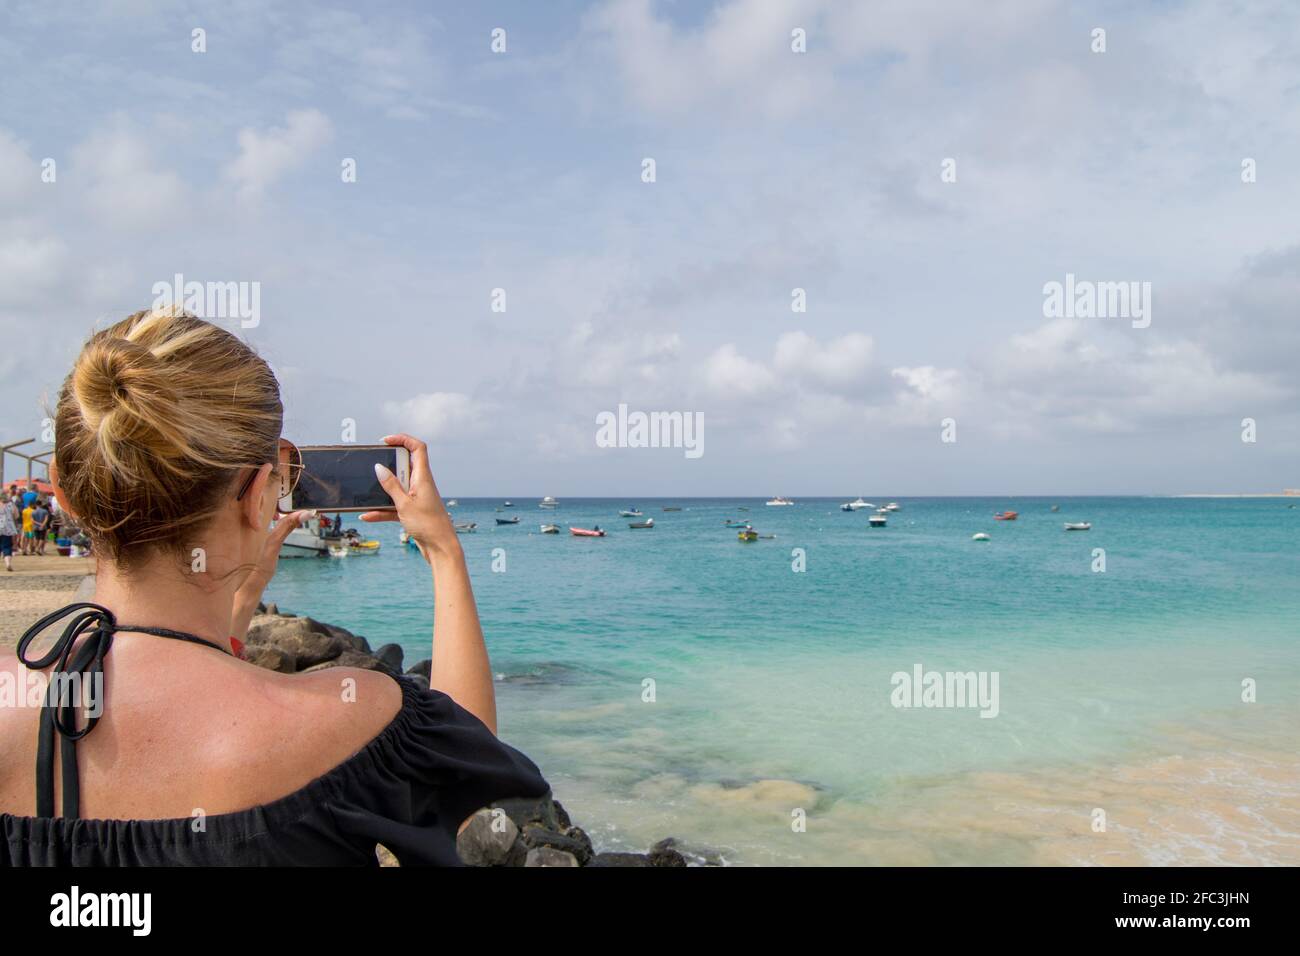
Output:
[649, 837, 687, 867]
[564, 826, 593, 859]
[457, 808, 519, 866]
[241, 643, 296, 673]
[256, 601, 266, 614]
[245, 617, 348, 669]
[302, 648, 390, 673]
[521, 823, 593, 865]
[374, 643, 404, 673]
[524, 847, 579, 867]
[553, 799, 573, 830]
[492, 793, 560, 831]
[588, 852, 652, 867]
[406, 658, 432, 680]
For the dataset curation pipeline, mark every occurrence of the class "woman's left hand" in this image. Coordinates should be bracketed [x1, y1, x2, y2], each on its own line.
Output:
[232, 510, 312, 639]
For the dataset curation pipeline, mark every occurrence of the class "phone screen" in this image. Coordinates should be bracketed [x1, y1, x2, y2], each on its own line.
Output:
[292, 447, 402, 511]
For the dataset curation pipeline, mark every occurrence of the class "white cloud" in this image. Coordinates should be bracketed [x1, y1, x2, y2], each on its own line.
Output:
[223, 109, 334, 200]
[773, 331, 874, 390]
[69, 118, 186, 228]
[704, 343, 776, 397]
[382, 392, 482, 441]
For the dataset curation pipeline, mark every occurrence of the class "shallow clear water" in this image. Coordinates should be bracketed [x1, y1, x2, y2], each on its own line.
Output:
[266, 497, 1300, 864]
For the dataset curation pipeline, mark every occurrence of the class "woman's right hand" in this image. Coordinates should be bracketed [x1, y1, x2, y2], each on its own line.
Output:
[361, 434, 460, 563]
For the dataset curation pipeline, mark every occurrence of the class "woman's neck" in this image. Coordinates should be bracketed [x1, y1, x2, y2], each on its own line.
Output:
[93, 557, 239, 655]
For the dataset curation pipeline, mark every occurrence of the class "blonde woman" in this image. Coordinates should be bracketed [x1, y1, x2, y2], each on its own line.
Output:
[0, 309, 547, 865]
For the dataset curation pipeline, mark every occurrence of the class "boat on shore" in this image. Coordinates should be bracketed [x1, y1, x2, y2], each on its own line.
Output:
[841, 498, 873, 511]
[994, 511, 1018, 521]
[540, 523, 560, 534]
[1064, 522, 1092, 531]
[570, 527, 606, 537]
[496, 516, 521, 525]
[629, 518, 655, 529]
[766, 496, 795, 506]
[279, 514, 342, 558]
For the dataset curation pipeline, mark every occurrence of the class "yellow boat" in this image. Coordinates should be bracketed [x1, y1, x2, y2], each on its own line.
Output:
[348, 539, 381, 554]
[737, 528, 758, 542]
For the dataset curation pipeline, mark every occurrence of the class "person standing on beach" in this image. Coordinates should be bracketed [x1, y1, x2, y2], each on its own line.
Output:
[0, 494, 16, 571]
[19, 499, 34, 555]
[0, 307, 548, 866]
[31, 499, 50, 556]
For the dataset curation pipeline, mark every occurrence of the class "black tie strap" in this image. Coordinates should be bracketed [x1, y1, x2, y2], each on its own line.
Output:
[16, 602, 228, 819]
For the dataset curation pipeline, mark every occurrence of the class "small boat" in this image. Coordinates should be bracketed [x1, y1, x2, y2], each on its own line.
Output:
[737, 507, 749, 512]
[885, 502, 901, 512]
[766, 496, 795, 506]
[619, 509, 643, 517]
[868, 514, 887, 527]
[841, 498, 873, 511]
[540, 523, 560, 534]
[348, 539, 381, 555]
[1064, 522, 1092, 531]
[327, 544, 350, 558]
[994, 511, 1018, 521]
[496, 516, 520, 525]
[502, 501, 514, 508]
[539, 496, 559, 509]
[972, 532, 991, 542]
[1050, 504, 1059, 512]
[446, 499, 458, 507]
[454, 521, 477, 534]
[570, 527, 606, 537]
[663, 506, 682, 512]
[628, 518, 655, 529]
[399, 530, 410, 544]
[737, 528, 759, 542]
[724, 519, 751, 528]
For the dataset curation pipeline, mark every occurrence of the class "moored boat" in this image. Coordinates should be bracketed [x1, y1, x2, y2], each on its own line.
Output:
[454, 521, 477, 534]
[628, 518, 654, 529]
[841, 498, 873, 511]
[737, 528, 759, 542]
[766, 496, 795, 506]
[539, 496, 559, 509]
[869, 514, 887, 527]
[1064, 522, 1092, 531]
[619, 508, 643, 517]
[540, 523, 560, 534]
[724, 519, 751, 528]
[994, 511, 1018, 521]
[972, 532, 991, 542]
[570, 527, 606, 537]
[885, 502, 901, 512]
[496, 516, 520, 525]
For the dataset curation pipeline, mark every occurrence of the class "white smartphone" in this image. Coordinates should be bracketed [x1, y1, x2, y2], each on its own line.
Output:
[280, 444, 411, 513]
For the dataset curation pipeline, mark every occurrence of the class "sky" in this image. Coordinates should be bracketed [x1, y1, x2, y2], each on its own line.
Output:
[1, 0, 1297, 496]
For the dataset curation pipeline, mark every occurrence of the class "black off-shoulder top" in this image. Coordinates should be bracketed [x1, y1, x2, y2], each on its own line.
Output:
[1, 676, 550, 866]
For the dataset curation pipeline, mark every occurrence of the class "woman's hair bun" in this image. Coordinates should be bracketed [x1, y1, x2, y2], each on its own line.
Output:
[55, 308, 284, 567]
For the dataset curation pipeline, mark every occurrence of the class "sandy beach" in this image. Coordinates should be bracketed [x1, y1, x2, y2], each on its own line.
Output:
[0, 554, 95, 649]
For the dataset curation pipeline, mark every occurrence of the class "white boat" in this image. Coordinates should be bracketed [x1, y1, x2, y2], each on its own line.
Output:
[502, 501, 514, 508]
[1064, 522, 1092, 531]
[327, 544, 350, 558]
[454, 521, 477, 534]
[841, 498, 873, 511]
[540, 523, 560, 534]
[619, 508, 643, 517]
[972, 532, 990, 542]
[539, 496, 559, 509]
[885, 502, 901, 512]
[766, 496, 795, 506]
[279, 514, 340, 558]
[868, 514, 887, 527]
[446, 499, 458, 507]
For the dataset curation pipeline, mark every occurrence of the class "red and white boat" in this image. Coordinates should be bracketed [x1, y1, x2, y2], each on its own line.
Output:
[994, 511, 1018, 521]
[570, 527, 606, 537]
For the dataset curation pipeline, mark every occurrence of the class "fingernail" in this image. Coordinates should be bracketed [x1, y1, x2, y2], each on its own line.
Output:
[374, 463, 393, 480]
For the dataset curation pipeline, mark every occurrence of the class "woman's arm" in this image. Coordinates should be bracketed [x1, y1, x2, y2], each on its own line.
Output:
[366, 434, 497, 734]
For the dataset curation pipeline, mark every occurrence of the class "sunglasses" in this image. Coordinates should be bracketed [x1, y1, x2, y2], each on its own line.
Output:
[235, 438, 303, 503]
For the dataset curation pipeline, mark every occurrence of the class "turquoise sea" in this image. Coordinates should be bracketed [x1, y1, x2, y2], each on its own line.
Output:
[265, 497, 1300, 865]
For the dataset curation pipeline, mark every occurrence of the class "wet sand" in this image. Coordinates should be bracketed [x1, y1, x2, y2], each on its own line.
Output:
[0, 554, 95, 649]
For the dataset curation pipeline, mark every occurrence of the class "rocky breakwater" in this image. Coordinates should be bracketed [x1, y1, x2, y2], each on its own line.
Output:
[244, 604, 709, 867]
